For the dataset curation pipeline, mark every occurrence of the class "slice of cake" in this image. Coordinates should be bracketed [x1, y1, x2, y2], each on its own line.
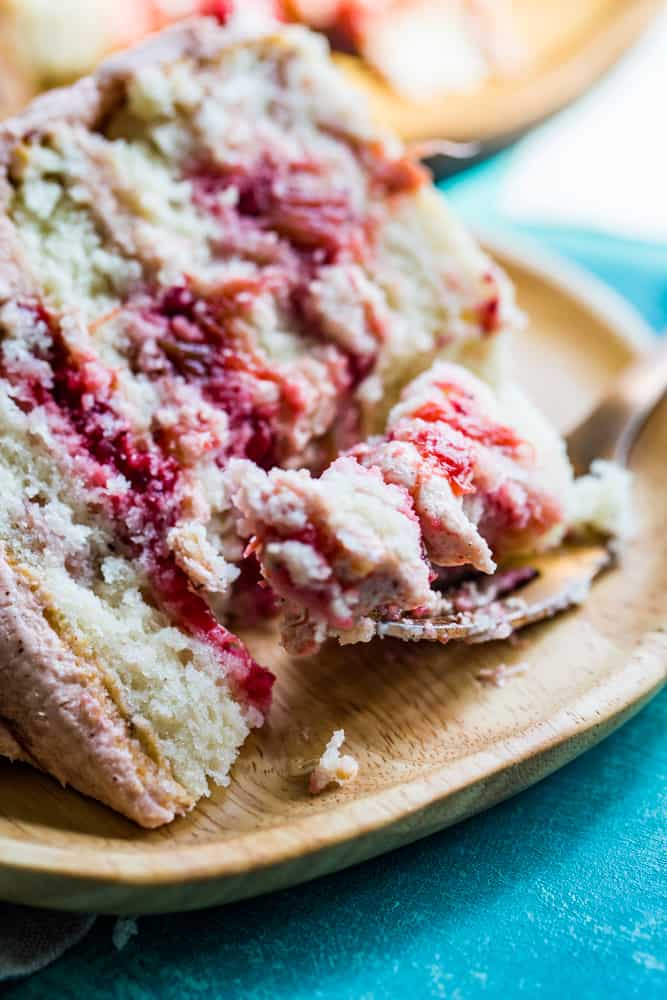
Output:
[226, 361, 572, 654]
[0, 8, 521, 824]
[0, 2, 277, 116]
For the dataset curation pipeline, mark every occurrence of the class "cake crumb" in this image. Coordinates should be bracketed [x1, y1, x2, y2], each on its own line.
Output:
[112, 917, 138, 951]
[309, 730, 359, 794]
[476, 661, 529, 688]
[569, 459, 635, 542]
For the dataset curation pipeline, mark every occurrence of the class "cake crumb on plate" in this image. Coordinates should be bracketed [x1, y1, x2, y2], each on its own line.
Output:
[309, 730, 359, 794]
[476, 661, 530, 688]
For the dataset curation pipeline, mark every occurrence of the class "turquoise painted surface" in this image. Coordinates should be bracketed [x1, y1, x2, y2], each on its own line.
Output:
[7, 161, 667, 1000]
[8, 694, 666, 1000]
[445, 155, 667, 332]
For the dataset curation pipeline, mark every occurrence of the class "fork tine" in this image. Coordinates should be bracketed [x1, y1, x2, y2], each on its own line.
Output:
[376, 544, 612, 644]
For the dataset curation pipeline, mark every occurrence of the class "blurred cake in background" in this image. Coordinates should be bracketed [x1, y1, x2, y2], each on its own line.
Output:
[0, 27, 36, 120]
[0, 1, 236, 115]
[7, 2, 239, 81]
[286, 1, 521, 99]
[0, 0, 520, 120]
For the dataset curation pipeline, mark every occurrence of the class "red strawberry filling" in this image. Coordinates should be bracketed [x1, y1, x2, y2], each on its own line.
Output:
[476, 481, 563, 560]
[410, 380, 527, 456]
[192, 159, 370, 264]
[2, 303, 274, 716]
[146, 282, 285, 468]
[112, 149, 415, 472]
[189, 158, 372, 268]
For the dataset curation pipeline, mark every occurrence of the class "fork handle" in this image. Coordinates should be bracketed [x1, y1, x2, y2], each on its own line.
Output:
[566, 339, 667, 474]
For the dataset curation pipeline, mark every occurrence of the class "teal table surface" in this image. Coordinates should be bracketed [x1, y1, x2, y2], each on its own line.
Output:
[7, 160, 667, 1000]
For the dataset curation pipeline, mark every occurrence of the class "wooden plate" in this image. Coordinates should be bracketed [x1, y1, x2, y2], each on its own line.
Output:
[336, 0, 663, 146]
[0, 236, 665, 915]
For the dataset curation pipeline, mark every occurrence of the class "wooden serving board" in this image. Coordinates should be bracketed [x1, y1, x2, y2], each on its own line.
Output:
[337, 0, 664, 145]
[0, 237, 664, 915]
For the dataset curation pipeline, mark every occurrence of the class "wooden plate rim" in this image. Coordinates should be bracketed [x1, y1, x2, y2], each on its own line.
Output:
[0, 652, 664, 890]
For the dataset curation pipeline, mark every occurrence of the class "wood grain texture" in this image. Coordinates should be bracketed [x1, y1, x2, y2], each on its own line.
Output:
[0, 242, 664, 915]
[337, 0, 664, 143]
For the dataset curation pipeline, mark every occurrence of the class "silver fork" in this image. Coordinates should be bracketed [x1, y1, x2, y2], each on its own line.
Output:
[376, 341, 667, 644]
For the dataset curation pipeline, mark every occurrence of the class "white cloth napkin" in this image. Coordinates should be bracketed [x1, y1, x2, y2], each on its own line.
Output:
[499, 6, 667, 242]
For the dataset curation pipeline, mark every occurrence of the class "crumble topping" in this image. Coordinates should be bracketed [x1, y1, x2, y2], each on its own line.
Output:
[0, 300, 275, 714]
